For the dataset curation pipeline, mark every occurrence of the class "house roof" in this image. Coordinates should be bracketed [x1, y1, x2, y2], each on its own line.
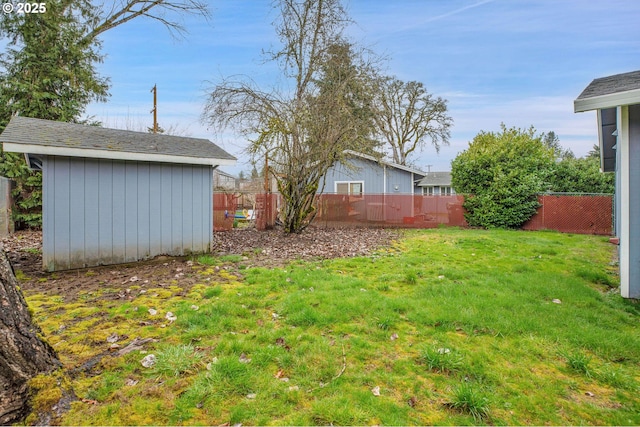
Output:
[343, 150, 426, 177]
[0, 116, 236, 166]
[574, 70, 640, 112]
[417, 172, 452, 187]
[214, 169, 237, 179]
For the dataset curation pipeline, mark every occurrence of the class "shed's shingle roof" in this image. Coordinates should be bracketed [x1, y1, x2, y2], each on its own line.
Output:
[576, 70, 640, 100]
[0, 116, 236, 166]
[417, 172, 452, 187]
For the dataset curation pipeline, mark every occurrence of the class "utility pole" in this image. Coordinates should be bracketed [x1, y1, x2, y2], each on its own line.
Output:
[150, 84, 158, 133]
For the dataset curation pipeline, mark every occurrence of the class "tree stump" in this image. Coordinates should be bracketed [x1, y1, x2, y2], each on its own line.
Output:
[0, 243, 61, 425]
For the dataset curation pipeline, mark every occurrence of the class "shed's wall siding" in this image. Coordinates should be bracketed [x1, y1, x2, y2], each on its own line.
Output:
[43, 156, 212, 271]
[627, 104, 640, 298]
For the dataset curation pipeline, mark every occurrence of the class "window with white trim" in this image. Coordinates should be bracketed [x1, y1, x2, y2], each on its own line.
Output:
[335, 181, 364, 197]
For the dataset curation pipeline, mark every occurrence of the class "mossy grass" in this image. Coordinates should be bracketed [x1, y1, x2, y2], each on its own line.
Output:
[25, 228, 640, 426]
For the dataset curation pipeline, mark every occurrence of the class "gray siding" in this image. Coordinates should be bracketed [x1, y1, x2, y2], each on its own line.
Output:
[322, 157, 420, 194]
[0, 176, 13, 236]
[628, 104, 640, 298]
[43, 156, 212, 271]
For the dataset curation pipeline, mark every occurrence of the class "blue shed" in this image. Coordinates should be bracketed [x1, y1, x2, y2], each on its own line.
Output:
[0, 116, 236, 271]
[574, 70, 640, 299]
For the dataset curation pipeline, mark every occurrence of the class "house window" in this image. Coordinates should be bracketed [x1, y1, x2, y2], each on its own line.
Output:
[441, 186, 452, 196]
[335, 181, 364, 197]
[425, 186, 441, 195]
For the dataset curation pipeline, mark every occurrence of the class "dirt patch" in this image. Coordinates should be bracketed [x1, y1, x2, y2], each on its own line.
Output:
[2, 227, 398, 299]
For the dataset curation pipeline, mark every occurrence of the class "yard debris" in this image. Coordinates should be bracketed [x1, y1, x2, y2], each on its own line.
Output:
[552, 299, 562, 304]
[390, 333, 399, 341]
[125, 378, 139, 387]
[408, 396, 418, 407]
[288, 385, 299, 392]
[191, 305, 199, 311]
[371, 386, 381, 396]
[140, 354, 156, 368]
[239, 353, 251, 364]
[148, 308, 158, 316]
[246, 393, 256, 399]
[165, 311, 177, 323]
[275, 337, 291, 351]
[437, 348, 451, 354]
[106, 333, 119, 343]
[213, 227, 398, 266]
[117, 338, 158, 357]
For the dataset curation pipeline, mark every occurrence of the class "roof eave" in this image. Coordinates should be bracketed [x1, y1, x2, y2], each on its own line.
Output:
[574, 88, 640, 112]
[2, 142, 237, 167]
[343, 149, 426, 176]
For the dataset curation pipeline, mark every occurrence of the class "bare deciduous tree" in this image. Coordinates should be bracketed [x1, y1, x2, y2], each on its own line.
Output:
[85, 0, 210, 42]
[203, 0, 377, 233]
[374, 77, 452, 166]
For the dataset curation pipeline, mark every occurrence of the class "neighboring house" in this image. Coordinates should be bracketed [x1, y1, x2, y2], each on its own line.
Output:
[322, 150, 426, 196]
[213, 169, 237, 191]
[319, 150, 426, 223]
[417, 172, 456, 196]
[574, 69, 640, 299]
[0, 116, 236, 271]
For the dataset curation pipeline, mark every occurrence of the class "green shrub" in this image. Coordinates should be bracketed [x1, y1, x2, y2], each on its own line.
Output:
[451, 124, 555, 229]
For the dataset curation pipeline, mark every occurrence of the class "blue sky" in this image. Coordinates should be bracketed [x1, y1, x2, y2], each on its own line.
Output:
[85, 0, 640, 175]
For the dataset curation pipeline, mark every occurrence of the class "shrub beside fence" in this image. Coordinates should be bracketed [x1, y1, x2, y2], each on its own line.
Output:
[214, 192, 613, 235]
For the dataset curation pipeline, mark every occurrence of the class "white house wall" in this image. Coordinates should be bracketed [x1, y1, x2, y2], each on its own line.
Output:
[43, 156, 213, 271]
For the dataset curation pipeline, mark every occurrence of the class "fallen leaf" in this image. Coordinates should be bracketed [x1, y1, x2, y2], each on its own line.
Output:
[371, 386, 381, 396]
[408, 396, 418, 408]
[140, 354, 156, 368]
[125, 378, 139, 386]
[148, 308, 157, 316]
[239, 353, 251, 364]
[390, 333, 399, 341]
[552, 299, 562, 304]
[585, 391, 595, 397]
[246, 393, 256, 399]
[165, 312, 177, 323]
[275, 337, 291, 351]
[275, 369, 285, 379]
[191, 305, 199, 311]
[81, 398, 98, 405]
[106, 333, 119, 343]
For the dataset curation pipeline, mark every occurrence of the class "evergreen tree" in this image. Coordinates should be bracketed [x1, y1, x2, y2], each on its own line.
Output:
[0, 2, 109, 227]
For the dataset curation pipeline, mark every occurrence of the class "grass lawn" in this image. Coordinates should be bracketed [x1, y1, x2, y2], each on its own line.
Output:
[25, 228, 640, 425]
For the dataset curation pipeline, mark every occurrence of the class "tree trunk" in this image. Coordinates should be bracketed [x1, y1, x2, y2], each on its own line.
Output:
[0, 244, 61, 425]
